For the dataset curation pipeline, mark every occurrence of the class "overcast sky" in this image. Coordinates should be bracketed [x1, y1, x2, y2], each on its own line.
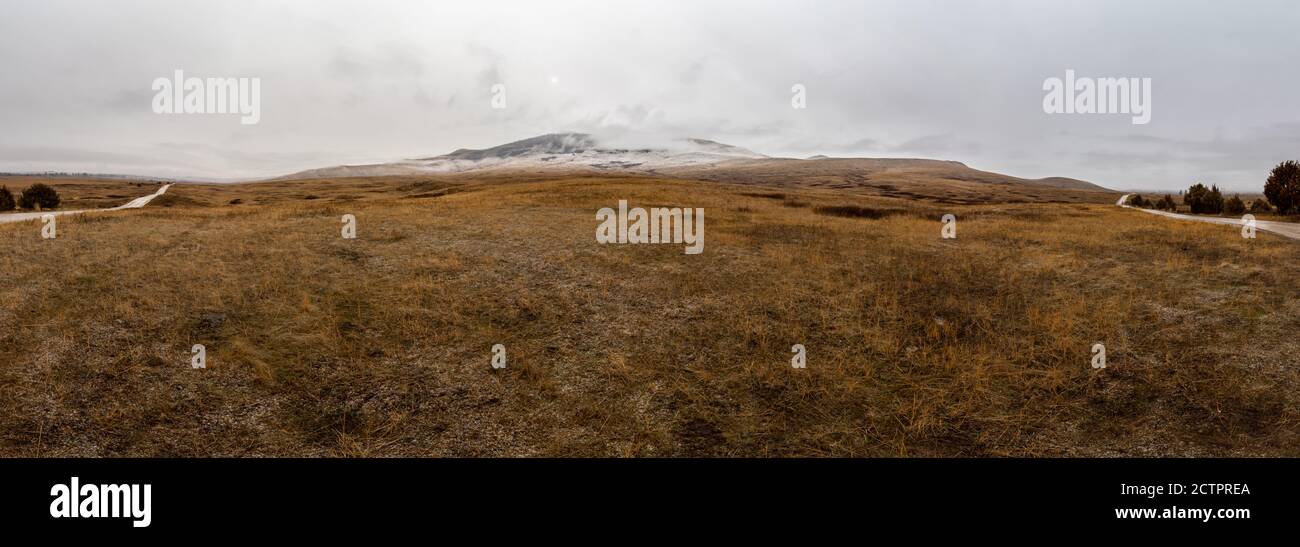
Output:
[1, 0, 1297, 191]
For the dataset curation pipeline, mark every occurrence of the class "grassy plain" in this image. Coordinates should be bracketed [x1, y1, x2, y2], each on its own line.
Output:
[0, 175, 1295, 456]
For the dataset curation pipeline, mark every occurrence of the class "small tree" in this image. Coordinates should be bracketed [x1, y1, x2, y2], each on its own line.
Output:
[0, 186, 14, 212]
[1224, 194, 1246, 215]
[1264, 160, 1300, 214]
[1250, 198, 1273, 214]
[1205, 185, 1225, 214]
[1185, 183, 1224, 214]
[18, 183, 60, 210]
[1158, 194, 1177, 211]
[1185, 183, 1209, 213]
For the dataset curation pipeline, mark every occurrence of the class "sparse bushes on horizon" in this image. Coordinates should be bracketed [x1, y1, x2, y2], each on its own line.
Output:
[1264, 160, 1300, 214]
[17, 183, 60, 210]
[1166, 162, 1300, 216]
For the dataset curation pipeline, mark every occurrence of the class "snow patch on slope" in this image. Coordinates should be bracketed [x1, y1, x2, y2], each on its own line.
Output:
[284, 133, 769, 179]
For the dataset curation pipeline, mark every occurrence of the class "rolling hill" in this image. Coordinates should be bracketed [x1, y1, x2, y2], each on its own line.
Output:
[279, 133, 1116, 204]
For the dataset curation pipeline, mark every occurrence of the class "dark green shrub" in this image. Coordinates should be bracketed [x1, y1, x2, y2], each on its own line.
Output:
[1224, 194, 1246, 215]
[813, 205, 905, 219]
[0, 186, 14, 212]
[1206, 185, 1224, 214]
[1264, 160, 1300, 214]
[19, 183, 60, 210]
[1184, 183, 1224, 214]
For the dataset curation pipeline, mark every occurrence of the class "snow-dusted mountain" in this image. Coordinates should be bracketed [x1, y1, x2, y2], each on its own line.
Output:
[281, 133, 767, 179]
[276, 132, 1114, 199]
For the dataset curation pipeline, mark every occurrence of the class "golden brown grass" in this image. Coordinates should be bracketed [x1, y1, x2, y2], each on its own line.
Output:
[663, 158, 1119, 204]
[0, 175, 1296, 456]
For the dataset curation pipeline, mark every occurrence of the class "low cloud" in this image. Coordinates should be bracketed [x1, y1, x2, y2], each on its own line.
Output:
[0, 0, 1295, 190]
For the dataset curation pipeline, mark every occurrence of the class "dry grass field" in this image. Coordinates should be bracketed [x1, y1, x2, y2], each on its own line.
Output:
[0, 175, 1297, 456]
[0, 177, 172, 210]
